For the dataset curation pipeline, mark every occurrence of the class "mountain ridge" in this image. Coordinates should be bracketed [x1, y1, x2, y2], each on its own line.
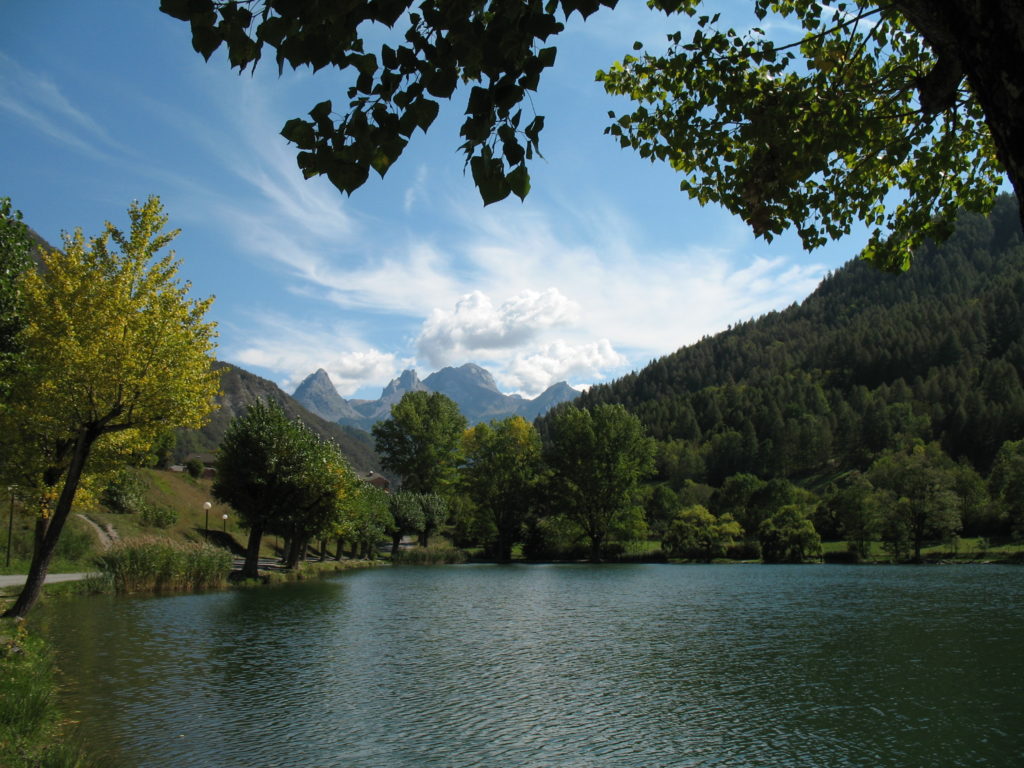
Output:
[293, 362, 580, 429]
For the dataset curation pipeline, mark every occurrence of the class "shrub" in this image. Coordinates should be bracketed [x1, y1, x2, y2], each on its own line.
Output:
[100, 470, 148, 514]
[96, 537, 232, 593]
[140, 504, 177, 529]
[185, 459, 204, 478]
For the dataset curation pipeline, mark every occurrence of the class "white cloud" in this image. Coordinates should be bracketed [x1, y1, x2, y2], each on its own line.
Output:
[417, 288, 578, 366]
[224, 312, 403, 396]
[500, 339, 628, 396]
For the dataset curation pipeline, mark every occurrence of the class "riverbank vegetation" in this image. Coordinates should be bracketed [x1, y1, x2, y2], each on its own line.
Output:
[95, 538, 232, 594]
[0, 617, 104, 768]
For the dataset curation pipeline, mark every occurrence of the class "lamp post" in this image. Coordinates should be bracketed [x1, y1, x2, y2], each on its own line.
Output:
[221, 513, 228, 533]
[204, 501, 212, 533]
[6, 486, 15, 568]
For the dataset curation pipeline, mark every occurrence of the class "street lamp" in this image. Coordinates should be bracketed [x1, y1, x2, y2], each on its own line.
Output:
[221, 513, 228, 533]
[204, 501, 212, 533]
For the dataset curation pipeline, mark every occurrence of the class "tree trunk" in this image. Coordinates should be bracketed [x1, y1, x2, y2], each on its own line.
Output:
[5, 428, 96, 618]
[589, 533, 603, 563]
[242, 523, 264, 579]
[895, 1, 1024, 228]
[319, 538, 328, 562]
[285, 536, 307, 569]
[391, 532, 402, 558]
[497, 530, 511, 563]
[335, 536, 345, 561]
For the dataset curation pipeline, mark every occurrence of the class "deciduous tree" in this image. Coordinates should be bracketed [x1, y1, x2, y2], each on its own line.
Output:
[662, 504, 743, 562]
[0, 198, 34, 403]
[462, 416, 542, 560]
[758, 505, 821, 563]
[2, 197, 219, 617]
[372, 391, 467, 495]
[544, 404, 656, 561]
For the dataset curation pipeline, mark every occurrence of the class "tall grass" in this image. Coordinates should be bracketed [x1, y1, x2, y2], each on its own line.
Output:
[393, 544, 468, 565]
[96, 537, 232, 593]
[0, 619, 107, 767]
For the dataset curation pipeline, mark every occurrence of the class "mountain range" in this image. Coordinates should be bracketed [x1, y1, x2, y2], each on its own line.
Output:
[293, 363, 580, 430]
[173, 362, 383, 476]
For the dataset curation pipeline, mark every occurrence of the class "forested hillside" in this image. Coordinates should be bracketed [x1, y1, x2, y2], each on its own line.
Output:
[562, 196, 1024, 550]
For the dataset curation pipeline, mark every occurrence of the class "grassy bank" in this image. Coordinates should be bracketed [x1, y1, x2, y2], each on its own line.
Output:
[0, 617, 104, 768]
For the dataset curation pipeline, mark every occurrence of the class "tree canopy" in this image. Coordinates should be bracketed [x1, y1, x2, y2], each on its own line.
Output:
[2, 197, 219, 616]
[372, 391, 467, 495]
[462, 416, 543, 561]
[0, 198, 35, 403]
[162, 1, 1024, 268]
[544, 403, 656, 561]
[215, 397, 358, 574]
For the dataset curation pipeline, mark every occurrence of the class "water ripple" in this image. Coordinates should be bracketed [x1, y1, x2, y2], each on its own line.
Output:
[34, 564, 1024, 767]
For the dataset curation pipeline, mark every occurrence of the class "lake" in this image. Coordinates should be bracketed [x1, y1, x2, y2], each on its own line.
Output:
[35, 564, 1024, 767]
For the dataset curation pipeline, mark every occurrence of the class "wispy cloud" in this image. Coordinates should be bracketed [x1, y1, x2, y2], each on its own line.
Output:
[0, 53, 125, 160]
[153, 56, 827, 398]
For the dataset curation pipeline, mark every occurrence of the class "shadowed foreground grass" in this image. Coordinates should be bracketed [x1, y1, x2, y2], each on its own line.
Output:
[0, 618, 111, 768]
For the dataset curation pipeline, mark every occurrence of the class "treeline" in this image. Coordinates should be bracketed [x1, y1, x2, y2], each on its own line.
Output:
[572, 195, 1024, 482]
[511, 196, 1024, 559]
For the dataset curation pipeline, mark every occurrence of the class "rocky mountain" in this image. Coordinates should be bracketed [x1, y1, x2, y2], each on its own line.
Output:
[293, 363, 580, 430]
[174, 361, 383, 476]
[292, 368, 363, 422]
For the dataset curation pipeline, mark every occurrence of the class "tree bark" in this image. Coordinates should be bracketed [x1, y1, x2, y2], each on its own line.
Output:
[335, 536, 345, 561]
[242, 523, 264, 579]
[895, 0, 1024, 227]
[4, 427, 96, 618]
[285, 536, 307, 569]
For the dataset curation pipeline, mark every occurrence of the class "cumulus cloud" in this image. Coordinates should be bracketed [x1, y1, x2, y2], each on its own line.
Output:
[499, 339, 628, 396]
[417, 288, 578, 367]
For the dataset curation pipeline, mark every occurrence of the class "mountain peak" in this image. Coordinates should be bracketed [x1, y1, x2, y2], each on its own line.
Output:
[292, 368, 360, 422]
[381, 369, 426, 400]
[424, 363, 500, 394]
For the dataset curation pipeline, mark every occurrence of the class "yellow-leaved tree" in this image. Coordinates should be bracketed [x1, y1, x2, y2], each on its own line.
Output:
[2, 197, 219, 617]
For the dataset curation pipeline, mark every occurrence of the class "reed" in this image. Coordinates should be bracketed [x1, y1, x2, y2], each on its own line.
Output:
[96, 537, 232, 593]
[393, 544, 468, 565]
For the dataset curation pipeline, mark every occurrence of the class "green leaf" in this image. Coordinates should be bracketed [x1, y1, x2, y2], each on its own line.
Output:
[507, 165, 531, 200]
[281, 118, 317, 149]
[191, 25, 224, 61]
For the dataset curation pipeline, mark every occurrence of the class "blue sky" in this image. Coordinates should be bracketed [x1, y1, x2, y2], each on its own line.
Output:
[1, 1, 868, 400]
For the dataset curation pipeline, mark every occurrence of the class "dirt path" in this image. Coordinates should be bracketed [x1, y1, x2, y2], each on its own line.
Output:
[75, 514, 118, 549]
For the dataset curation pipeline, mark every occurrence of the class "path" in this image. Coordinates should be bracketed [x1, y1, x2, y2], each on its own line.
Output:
[0, 572, 94, 588]
[75, 513, 118, 548]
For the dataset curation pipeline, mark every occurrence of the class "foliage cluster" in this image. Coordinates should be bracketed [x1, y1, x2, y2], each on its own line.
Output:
[374, 399, 656, 562]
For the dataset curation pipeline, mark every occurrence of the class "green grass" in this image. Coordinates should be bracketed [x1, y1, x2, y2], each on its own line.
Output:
[0, 618, 108, 768]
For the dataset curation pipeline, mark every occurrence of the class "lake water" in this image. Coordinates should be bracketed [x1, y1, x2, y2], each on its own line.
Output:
[35, 564, 1024, 767]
